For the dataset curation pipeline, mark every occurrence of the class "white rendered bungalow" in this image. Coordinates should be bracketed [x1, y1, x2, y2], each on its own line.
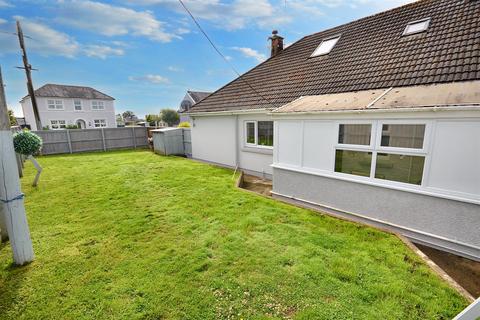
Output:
[186, 0, 480, 260]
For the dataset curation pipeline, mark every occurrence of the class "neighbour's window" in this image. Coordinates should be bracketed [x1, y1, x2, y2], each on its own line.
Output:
[50, 120, 66, 129]
[403, 18, 430, 36]
[74, 100, 82, 111]
[338, 124, 371, 145]
[94, 119, 107, 127]
[334, 122, 427, 185]
[311, 35, 340, 57]
[91, 101, 105, 110]
[47, 100, 64, 110]
[245, 121, 273, 147]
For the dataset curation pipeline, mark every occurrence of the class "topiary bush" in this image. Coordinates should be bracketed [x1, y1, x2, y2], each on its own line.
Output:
[13, 130, 43, 156]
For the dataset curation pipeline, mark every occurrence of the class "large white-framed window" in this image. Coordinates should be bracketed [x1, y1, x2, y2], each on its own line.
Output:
[334, 120, 429, 186]
[47, 99, 64, 110]
[91, 100, 105, 110]
[244, 120, 273, 148]
[50, 120, 66, 129]
[93, 119, 107, 128]
[74, 99, 82, 111]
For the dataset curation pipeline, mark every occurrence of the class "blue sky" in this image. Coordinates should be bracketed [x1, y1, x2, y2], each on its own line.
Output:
[0, 0, 414, 118]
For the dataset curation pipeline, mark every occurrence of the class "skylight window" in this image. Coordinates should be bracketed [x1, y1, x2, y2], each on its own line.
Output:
[311, 36, 340, 57]
[403, 18, 430, 36]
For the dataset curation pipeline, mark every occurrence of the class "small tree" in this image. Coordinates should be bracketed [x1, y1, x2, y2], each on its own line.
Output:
[122, 110, 136, 121]
[160, 109, 180, 127]
[8, 109, 16, 126]
[145, 114, 161, 126]
[13, 130, 43, 187]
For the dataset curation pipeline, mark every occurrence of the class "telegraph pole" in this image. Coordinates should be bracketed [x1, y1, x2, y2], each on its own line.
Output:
[16, 20, 41, 131]
[0, 66, 35, 265]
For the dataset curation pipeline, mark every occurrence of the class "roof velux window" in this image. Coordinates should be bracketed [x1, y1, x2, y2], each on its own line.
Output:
[403, 18, 430, 36]
[311, 35, 340, 57]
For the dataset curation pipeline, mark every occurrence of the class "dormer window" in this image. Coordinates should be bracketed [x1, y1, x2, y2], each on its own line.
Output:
[403, 18, 430, 36]
[311, 35, 340, 57]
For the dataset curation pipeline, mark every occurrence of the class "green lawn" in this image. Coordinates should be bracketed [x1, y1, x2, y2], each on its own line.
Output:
[0, 150, 467, 319]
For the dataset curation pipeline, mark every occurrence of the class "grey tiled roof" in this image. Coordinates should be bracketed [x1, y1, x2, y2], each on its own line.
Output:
[23, 84, 114, 100]
[189, 0, 480, 113]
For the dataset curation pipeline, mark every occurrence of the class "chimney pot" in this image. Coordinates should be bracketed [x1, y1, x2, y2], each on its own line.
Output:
[269, 30, 284, 58]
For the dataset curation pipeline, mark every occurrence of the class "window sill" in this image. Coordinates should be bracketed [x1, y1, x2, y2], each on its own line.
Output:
[242, 146, 273, 155]
[271, 163, 480, 206]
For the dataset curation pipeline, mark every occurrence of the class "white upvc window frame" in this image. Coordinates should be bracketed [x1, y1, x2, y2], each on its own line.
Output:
[403, 18, 431, 36]
[74, 99, 83, 111]
[50, 120, 66, 130]
[47, 99, 64, 110]
[333, 120, 431, 188]
[244, 120, 274, 149]
[91, 100, 105, 111]
[93, 119, 107, 128]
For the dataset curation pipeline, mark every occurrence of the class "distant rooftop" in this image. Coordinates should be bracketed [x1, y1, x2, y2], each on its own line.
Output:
[187, 91, 211, 103]
[22, 84, 114, 101]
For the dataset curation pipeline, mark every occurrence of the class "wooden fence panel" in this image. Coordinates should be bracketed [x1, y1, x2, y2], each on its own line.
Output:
[32, 127, 148, 155]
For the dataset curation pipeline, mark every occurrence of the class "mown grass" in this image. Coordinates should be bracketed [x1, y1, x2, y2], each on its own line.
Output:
[0, 150, 468, 319]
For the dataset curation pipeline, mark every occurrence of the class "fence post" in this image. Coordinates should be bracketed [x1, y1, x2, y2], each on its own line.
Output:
[66, 129, 73, 154]
[16, 153, 23, 178]
[132, 127, 137, 149]
[101, 128, 106, 152]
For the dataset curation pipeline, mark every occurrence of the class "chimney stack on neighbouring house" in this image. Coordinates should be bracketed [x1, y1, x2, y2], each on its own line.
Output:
[269, 30, 284, 57]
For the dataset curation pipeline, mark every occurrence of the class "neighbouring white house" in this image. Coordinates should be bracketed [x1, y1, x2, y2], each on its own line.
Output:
[20, 84, 116, 130]
[178, 90, 212, 123]
[185, 0, 480, 260]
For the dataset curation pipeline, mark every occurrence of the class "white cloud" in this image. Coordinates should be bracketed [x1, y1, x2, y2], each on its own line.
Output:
[0, 0, 12, 8]
[129, 0, 292, 30]
[0, 18, 127, 59]
[56, 0, 181, 42]
[231, 47, 266, 63]
[167, 66, 183, 72]
[128, 74, 170, 84]
[83, 45, 125, 59]
[0, 16, 80, 57]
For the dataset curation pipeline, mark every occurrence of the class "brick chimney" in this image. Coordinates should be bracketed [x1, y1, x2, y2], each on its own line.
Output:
[269, 30, 284, 57]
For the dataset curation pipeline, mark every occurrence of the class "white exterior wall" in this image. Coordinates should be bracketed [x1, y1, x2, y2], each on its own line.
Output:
[272, 110, 480, 205]
[191, 115, 237, 167]
[191, 112, 274, 177]
[21, 97, 116, 130]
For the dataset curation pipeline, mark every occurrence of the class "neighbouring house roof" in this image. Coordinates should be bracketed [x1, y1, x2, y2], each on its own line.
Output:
[189, 0, 480, 114]
[272, 81, 480, 113]
[187, 91, 212, 103]
[21, 84, 114, 101]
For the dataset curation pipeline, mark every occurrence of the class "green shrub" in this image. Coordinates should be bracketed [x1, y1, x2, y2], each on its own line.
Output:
[65, 124, 79, 129]
[178, 121, 190, 128]
[13, 130, 43, 156]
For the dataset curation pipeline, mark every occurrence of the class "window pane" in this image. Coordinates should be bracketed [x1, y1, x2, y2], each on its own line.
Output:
[375, 153, 425, 185]
[312, 37, 340, 56]
[338, 124, 371, 145]
[246, 122, 255, 144]
[381, 124, 425, 149]
[335, 150, 372, 177]
[257, 121, 273, 146]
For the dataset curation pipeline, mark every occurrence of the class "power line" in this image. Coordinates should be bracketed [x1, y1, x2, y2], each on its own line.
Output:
[177, 0, 280, 109]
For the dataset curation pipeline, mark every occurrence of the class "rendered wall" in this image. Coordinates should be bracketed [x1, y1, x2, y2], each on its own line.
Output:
[191, 116, 236, 167]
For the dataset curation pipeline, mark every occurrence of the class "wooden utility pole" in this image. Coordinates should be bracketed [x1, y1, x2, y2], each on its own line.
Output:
[16, 20, 41, 131]
[0, 66, 34, 265]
